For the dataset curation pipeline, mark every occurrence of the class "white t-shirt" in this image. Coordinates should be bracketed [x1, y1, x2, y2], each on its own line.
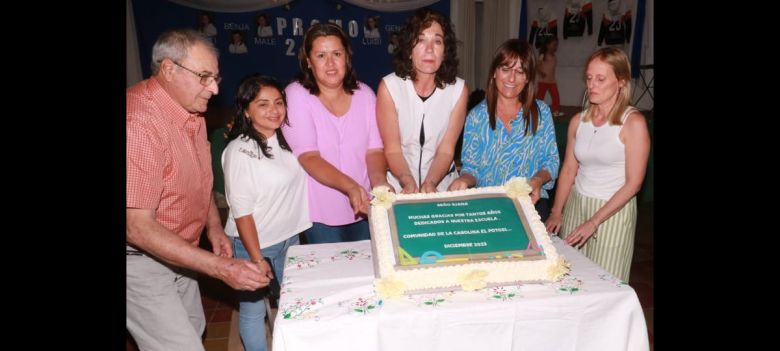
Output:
[222, 134, 311, 247]
[382, 73, 465, 191]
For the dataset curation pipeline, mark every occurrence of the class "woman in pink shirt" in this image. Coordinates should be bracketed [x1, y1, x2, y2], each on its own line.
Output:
[282, 23, 390, 243]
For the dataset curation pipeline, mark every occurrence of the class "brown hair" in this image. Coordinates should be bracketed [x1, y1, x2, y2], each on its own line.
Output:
[582, 47, 632, 125]
[296, 23, 358, 95]
[485, 39, 540, 135]
[392, 8, 458, 88]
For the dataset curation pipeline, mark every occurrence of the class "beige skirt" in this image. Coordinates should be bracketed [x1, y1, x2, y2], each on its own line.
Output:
[560, 189, 637, 282]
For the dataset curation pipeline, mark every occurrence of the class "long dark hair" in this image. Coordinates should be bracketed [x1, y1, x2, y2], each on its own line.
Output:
[296, 23, 358, 95]
[227, 74, 291, 158]
[485, 39, 540, 135]
[392, 7, 458, 88]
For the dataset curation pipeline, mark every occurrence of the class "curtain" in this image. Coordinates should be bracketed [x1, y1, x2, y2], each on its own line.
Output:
[451, 0, 475, 91]
[478, 0, 515, 90]
[167, 0, 293, 13]
[127, 0, 143, 87]
[342, 0, 440, 12]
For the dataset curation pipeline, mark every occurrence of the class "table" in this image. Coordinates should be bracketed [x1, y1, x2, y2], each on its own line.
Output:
[272, 237, 649, 351]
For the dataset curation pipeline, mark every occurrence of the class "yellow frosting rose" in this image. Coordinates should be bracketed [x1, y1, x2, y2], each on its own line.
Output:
[547, 256, 571, 281]
[504, 177, 532, 199]
[376, 276, 406, 299]
[457, 270, 489, 291]
[370, 185, 396, 208]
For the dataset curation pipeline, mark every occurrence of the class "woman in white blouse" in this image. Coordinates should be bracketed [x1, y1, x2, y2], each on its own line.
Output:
[222, 74, 311, 351]
[376, 8, 468, 193]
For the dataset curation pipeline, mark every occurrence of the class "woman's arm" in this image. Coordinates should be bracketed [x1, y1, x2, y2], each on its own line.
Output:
[376, 80, 418, 193]
[528, 104, 561, 203]
[366, 147, 390, 190]
[298, 151, 370, 215]
[421, 84, 469, 192]
[564, 112, 650, 247]
[234, 215, 273, 279]
[448, 101, 481, 191]
[545, 113, 581, 234]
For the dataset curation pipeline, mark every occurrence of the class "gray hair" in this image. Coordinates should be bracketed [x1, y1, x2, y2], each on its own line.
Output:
[151, 29, 219, 75]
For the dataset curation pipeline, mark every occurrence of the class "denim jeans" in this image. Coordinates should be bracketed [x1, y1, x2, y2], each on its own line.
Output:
[302, 220, 370, 244]
[231, 235, 299, 351]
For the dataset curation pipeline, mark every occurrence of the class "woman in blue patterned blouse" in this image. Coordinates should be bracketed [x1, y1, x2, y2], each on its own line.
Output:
[449, 39, 560, 221]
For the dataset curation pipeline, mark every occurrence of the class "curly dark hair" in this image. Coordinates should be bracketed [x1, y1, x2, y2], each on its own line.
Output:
[392, 8, 458, 88]
[227, 74, 291, 158]
[485, 39, 540, 135]
[296, 23, 358, 95]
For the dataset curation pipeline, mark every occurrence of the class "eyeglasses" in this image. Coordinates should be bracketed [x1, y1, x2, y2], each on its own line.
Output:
[172, 61, 222, 86]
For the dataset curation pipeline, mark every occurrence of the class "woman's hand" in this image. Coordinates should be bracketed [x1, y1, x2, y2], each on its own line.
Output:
[347, 185, 370, 215]
[447, 178, 470, 191]
[564, 220, 599, 248]
[252, 258, 274, 280]
[420, 181, 437, 193]
[545, 212, 562, 235]
[398, 174, 419, 194]
[528, 177, 543, 204]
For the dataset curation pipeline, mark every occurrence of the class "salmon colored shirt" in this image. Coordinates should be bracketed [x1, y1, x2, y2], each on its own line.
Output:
[127, 77, 213, 244]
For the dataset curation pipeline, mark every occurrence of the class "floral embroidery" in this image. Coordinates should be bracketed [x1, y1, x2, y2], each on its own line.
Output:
[330, 248, 371, 261]
[286, 252, 320, 269]
[410, 292, 454, 308]
[346, 297, 382, 315]
[599, 274, 628, 287]
[280, 278, 293, 296]
[555, 276, 584, 294]
[487, 285, 522, 301]
[281, 297, 323, 320]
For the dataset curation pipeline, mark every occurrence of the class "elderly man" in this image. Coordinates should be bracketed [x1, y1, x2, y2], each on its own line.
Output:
[126, 29, 269, 351]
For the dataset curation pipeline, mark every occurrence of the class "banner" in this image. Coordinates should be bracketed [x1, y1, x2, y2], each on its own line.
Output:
[132, 0, 449, 107]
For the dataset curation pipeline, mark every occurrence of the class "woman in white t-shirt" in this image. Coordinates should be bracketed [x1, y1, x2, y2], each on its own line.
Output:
[222, 74, 311, 351]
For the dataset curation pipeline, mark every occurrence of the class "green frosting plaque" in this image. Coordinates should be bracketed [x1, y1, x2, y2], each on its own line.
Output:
[388, 194, 542, 267]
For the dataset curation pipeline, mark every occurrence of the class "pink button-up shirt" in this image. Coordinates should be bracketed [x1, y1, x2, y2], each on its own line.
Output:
[282, 81, 383, 226]
[127, 77, 213, 244]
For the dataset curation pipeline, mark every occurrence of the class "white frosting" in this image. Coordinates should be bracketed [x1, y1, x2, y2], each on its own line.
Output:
[370, 186, 568, 293]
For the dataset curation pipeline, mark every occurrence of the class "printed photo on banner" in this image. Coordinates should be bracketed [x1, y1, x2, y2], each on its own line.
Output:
[229, 30, 248, 54]
[387, 32, 400, 54]
[256, 13, 273, 38]
[364, 16, 380, 38]
[197, 11, 217, 43]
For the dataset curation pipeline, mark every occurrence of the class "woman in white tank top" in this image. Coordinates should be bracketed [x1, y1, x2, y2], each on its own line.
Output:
[545, 48, 650, 282]
[376, 8, 468, 193]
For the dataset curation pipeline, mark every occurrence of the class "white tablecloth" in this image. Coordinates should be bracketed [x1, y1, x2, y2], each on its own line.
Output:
[272, 237, 649, 351]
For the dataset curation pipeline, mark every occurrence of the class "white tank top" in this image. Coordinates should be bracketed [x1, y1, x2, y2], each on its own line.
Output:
[382, 73, 464, 191]
[573, 107, 637, 200]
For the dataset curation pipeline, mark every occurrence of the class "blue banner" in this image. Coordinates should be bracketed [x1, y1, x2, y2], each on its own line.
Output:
[132, 0, 449, 107]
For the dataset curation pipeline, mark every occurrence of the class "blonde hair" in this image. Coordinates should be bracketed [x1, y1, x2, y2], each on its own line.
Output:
[582, 47, 632, 125]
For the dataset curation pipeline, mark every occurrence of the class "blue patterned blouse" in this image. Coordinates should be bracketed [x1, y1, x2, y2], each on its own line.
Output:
[460, 99, 560, 198]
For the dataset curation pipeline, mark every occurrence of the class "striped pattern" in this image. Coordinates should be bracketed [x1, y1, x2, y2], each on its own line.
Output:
[560, 190, 637, 282]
